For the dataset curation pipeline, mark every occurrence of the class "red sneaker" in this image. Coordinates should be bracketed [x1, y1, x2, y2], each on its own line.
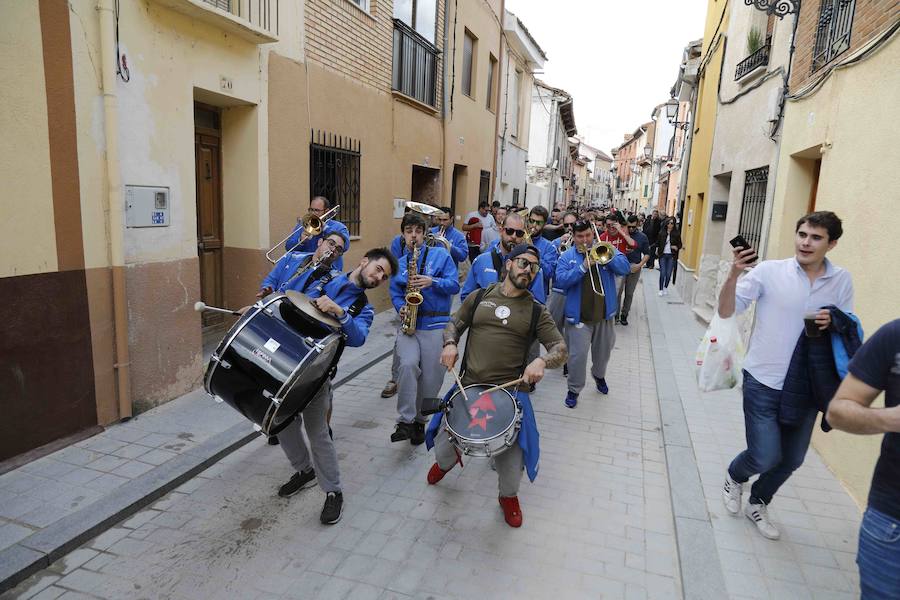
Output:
[498, 496, 523, 528]
[427, 462, 454, 485]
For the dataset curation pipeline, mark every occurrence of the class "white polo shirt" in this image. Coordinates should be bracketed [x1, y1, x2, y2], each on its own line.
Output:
[735, 257, 854, 390]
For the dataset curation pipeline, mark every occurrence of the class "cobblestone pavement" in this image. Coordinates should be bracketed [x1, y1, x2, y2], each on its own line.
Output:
[5, 284, 679, 600]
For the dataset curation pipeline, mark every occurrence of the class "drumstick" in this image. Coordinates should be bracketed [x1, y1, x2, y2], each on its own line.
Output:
[481, 377, 525, 395]
[448, 367, 468, 403]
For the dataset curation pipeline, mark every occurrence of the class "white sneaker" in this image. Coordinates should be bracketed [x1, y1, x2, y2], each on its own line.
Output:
[745, 502, 781, 540]
[722, 474, 742, 515]
[663, 289, 669, 296]
[658, 290, 664, 296]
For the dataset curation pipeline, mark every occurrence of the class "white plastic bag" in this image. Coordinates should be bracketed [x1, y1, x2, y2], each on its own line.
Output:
[695, 314, 745, 392]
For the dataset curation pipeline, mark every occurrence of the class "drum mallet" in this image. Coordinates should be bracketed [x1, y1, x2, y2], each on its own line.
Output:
[194, 301, 243, 317]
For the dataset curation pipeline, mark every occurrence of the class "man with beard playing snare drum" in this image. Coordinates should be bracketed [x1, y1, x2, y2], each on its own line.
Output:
[426, 244, 568, 527]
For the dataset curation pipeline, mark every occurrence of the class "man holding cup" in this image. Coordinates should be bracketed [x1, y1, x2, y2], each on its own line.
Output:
[717, 211, 854, 540]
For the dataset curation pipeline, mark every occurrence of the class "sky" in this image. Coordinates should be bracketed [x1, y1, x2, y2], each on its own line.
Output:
[505, 0, 708, 155]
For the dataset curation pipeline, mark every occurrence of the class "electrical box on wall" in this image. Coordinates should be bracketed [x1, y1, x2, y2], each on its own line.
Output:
[125, 186, 170, 227]
[711, 202, 728, 221]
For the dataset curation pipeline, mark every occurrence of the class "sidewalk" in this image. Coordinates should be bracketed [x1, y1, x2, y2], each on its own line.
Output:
[642, 269, 862, 599]
[0, 309, 400, 594]
[4, 280, 681, 600]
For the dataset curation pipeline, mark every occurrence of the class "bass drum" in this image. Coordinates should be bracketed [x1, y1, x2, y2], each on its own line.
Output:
[204, 293, 343, 435]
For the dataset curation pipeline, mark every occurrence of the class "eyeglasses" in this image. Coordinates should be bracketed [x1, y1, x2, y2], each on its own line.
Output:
[324, 238, 345, 255]
[504, 227, 526, 237]
[512, 257, 540, 273]
[528, 218, 545, 227]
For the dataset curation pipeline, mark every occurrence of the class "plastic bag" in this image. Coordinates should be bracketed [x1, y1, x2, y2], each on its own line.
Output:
[695, 314, 745, 392]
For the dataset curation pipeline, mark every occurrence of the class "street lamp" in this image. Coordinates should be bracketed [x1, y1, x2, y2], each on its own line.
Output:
[665, 97, 689, 130]
[643, 144, 652, 160]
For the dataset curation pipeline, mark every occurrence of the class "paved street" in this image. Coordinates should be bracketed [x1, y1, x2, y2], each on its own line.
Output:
[3, 272, 865, 599]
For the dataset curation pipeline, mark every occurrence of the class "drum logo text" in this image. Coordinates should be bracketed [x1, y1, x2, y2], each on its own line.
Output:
[251, 347, 273, 365]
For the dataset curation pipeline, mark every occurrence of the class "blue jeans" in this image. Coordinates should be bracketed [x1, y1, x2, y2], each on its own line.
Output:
[728, 371, 817, 505]
[858, 506, 900, 599]
[658, 254, 674, 290]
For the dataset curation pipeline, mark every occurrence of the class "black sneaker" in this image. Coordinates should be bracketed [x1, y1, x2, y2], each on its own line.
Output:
[409, 422, 426, 446]
[620, 314, 629, 326]
[277, 469, 316, 497]
[391, 422, 411, 443]
[320, 491, 344, 524]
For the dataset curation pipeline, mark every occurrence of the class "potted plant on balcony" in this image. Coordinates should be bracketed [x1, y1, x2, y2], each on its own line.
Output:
[747, 26, 764, 55]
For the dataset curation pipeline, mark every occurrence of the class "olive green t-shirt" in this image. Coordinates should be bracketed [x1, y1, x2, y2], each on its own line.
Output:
[580, 269, 606, 323]
[452, 284, 563, 389]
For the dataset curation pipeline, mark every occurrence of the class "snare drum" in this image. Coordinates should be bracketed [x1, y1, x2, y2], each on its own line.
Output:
[204, 293, 343, 435]
[444, 384, 522, 457]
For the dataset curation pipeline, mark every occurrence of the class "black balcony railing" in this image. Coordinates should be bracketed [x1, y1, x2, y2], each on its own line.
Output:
[735, 37, 771, 80]
[392, 19, 439, 107]
[812, 0, 856, 72]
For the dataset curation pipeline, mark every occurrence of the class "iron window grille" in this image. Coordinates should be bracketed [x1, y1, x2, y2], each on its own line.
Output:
[392, 19, 440, 107]
[310, 130, 361, 237]
[738, 166, 769, 250]
[812, 0, 855, 72]
[735, 36, 772, 80]
[478, 171, 491, 205]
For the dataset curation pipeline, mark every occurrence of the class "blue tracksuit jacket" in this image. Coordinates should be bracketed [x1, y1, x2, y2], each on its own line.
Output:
[290, 271, 374, 348]
[431, 225, 468, 265]
[554, 246, 631, 323]
[262, 251, 315, 293]
[390, 245, 459, 331]
[284, 219, 350, 271]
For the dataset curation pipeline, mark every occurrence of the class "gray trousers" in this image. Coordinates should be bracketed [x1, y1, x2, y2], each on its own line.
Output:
[547, 289, 566, 333]
[278, 382, 340, 493]
[565, 319, 616, 394]
[433, 424, 525, 497]
[397, 328, 445, 424]
[616, 269, 640, 317]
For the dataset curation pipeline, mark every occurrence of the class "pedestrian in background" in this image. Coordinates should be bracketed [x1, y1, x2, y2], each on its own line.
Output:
[616, 215, 650, 326]
[826, 318, 900, 599]
[656, 218, 680, 296]
[643, 209, 662, 269]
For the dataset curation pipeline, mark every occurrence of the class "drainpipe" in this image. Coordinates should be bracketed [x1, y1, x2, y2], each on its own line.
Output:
[490, 0, 505, 204]
[441, 0, 452, 206]
[98, 0, 132, 420]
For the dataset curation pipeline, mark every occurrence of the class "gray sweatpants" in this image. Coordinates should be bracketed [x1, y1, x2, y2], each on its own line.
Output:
[397, 328, 445, 424]
[565, 319, 616, 395]
[547, 289, 566, 333]
[278, 381, 340, 493]
[433, 424, 525, 497]
[616, 269, 640, 317]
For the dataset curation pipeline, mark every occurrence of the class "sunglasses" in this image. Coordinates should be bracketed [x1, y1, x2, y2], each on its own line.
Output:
[504, 227, 526, 237]
[527, 218, 545, 226]
[512, 257, 540, 273]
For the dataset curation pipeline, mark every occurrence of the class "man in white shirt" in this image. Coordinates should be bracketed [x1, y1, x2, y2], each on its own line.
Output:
[481, 205, 506, 251]
[718, 211, 853, 540]
[463, 202, 496, 263]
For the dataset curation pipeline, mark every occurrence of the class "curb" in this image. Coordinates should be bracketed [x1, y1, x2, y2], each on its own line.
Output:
[0, 348, 394, 594]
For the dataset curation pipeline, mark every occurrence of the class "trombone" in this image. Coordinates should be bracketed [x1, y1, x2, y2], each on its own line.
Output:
[580, 221, 616, 296]
[265, 204, 341, 264]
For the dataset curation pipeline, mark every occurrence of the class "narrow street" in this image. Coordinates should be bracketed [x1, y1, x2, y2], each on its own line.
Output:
[3, 272, 862, 600]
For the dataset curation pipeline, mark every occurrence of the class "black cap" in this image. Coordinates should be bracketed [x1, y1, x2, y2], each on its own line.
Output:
[506, 244, 540, 261]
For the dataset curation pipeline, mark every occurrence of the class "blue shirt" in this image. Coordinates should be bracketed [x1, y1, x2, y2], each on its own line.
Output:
[389, 245, 459, 331]
[626, 230, 651, 264]
[461, 248, 547, 304]
[284, 219, 351, 271]
[554, 246, 631, 323]
[291, 271, 374, 348]
[262, 251, 316, 293]
[431, 225, 469, 265]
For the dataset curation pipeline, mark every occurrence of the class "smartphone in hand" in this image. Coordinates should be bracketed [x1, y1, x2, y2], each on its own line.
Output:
[729, 235, 758, 263]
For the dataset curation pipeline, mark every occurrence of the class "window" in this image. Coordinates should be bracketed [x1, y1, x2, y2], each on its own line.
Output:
[512, 188, 520, 206]
[812, 0, 855, 72]
[393, 0, 438, 43]
[478, 170, 491, 205]
[738, 166, 769, 249]
[347, 0, 369, 11]
[392, 19, 439, 106]
[510, 69, 522, 138]
[462, 30, 476, 98]
[310, 130, 361, 236]
[486, 55, 498, 110]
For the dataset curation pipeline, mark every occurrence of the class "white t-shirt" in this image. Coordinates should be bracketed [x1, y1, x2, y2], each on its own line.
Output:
[464, 211, 496, 249]
[735, 257, 854, 390]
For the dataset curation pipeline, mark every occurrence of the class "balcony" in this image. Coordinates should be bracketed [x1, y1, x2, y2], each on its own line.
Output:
[392, 19, 440, 108]
[735, 38, 771, 81]
[153, 0, 279, 44]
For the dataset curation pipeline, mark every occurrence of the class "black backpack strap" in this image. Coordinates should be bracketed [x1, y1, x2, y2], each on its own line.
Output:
[459, 285, 491, 377]
[347, 292, 368, 318]
[520, 300, 541, 372]
[490, 249, 504, 280]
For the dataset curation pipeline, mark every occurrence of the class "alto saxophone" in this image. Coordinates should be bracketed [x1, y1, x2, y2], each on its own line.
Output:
[401, 243, 424, 335]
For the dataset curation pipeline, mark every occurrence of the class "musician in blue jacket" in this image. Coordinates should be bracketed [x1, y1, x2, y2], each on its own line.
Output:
[462, 212, 547, 303]
[554, 219, 630, 408]
[260, 230, 349, 296]
[432, 206, 469, 265]
[275, 247, 398, 526]
[524, 206, 559, 296]
[389, 212, 459, 445]
[283, 196, 351, 271]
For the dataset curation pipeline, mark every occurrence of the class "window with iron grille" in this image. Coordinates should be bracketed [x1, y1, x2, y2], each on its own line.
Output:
[462, 30, 476, 97]
[738, 166, 769, 250]
[310, 130, 361, 237]
[812, 0, 855, 72]
[392, 19, 439, 107]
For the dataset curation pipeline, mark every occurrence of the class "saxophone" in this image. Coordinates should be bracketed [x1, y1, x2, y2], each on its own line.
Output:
[400, 243, 424, 335]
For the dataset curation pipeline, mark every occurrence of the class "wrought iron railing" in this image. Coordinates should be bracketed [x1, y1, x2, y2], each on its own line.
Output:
[392, 19, 440, 107]
[200, 0, 279, 35]
[812, 0, 855, 72]
[735, 37, 771, 80]
[310, 130, 361, 237]
[738, 166, 769, 249]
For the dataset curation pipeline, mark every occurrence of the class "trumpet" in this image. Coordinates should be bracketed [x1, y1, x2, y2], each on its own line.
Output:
[559, 233, 574, 253]
[580, 220, 616, 295]
[265, 204, 341, 264]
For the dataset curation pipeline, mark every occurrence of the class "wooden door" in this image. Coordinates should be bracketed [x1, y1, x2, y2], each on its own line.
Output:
[195, 106, 223, 327]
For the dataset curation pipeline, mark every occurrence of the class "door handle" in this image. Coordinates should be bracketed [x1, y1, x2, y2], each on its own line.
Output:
[198, 241, 206, 251]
